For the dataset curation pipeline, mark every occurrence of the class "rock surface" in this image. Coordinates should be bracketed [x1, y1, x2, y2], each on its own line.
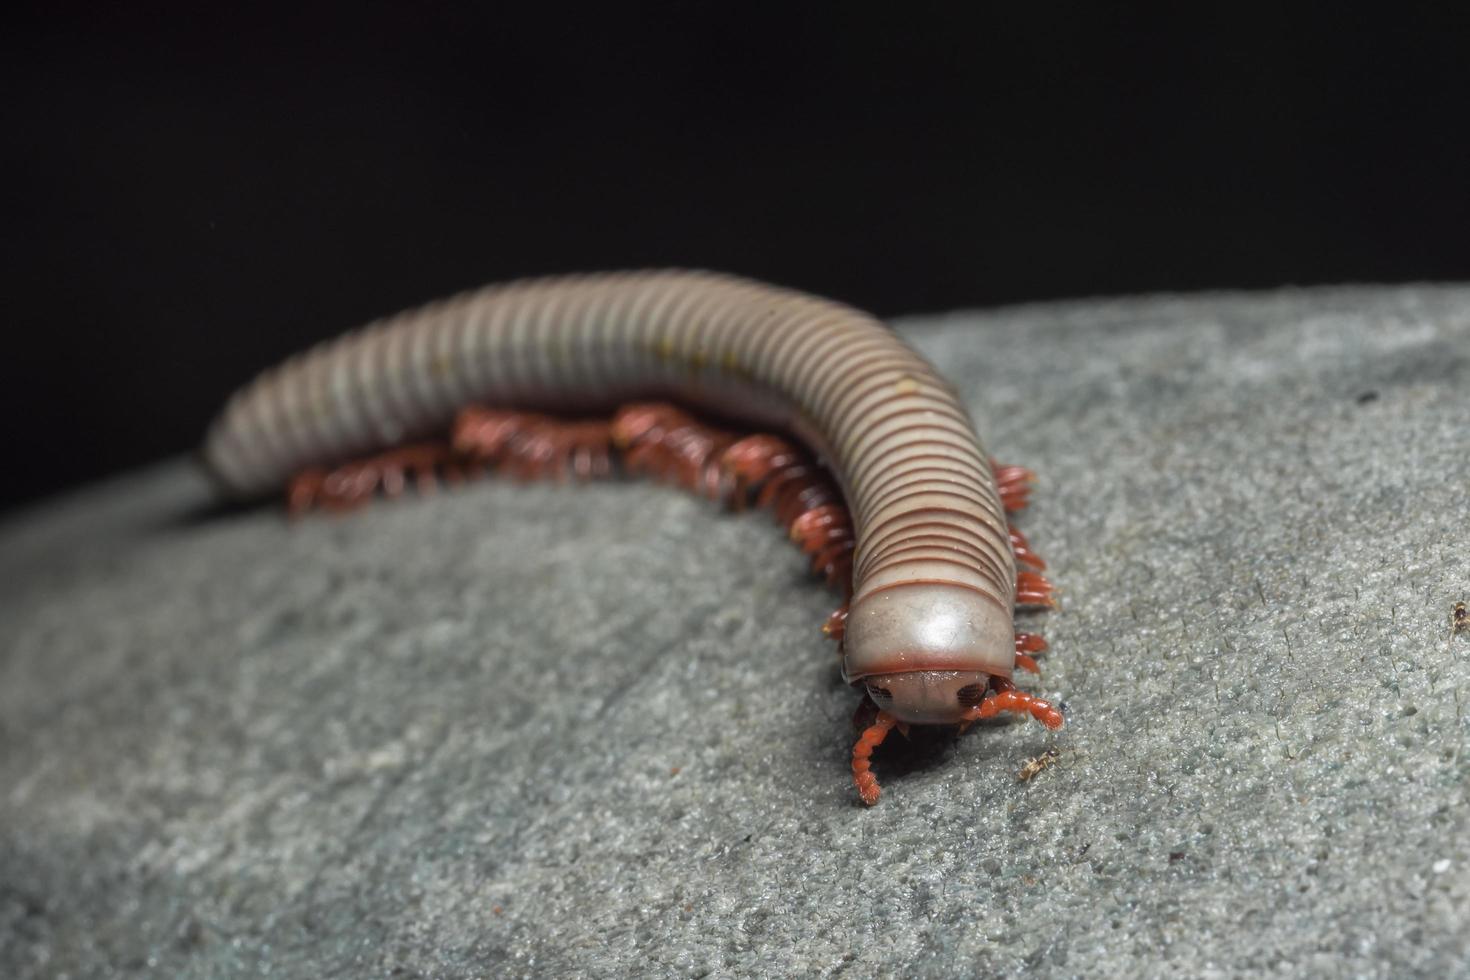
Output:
[2, 285, 1468, 977]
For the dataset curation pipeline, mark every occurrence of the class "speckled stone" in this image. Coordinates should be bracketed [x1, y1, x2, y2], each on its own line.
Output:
[2, 285, 1467, 978]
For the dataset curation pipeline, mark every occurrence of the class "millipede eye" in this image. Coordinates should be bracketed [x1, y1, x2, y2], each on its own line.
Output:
[956, 684, 989, 707]
[866, 685, 893, 702]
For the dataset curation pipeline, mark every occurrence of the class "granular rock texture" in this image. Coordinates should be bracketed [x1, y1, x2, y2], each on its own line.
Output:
[2, 285, 1467, 977]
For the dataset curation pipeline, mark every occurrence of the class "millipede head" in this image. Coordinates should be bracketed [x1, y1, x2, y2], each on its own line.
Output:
[858, 668, 1002, 726]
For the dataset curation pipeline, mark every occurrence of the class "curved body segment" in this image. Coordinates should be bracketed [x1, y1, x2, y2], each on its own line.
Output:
[203, 270, 1021, 717]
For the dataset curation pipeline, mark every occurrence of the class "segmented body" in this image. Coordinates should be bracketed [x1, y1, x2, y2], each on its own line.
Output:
[204, 270, 1021, 687]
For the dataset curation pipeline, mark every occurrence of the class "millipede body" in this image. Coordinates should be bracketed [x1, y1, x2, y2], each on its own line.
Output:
[203, 269, 1061, 803]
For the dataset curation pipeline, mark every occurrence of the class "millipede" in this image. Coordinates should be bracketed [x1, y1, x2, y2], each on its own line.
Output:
[203, 269, 1063, 804]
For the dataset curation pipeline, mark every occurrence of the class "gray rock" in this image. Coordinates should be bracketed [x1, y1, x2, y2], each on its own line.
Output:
[2, 286, 1467, 978]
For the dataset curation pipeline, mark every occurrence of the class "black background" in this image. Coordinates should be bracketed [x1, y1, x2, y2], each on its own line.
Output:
[5, 5, 1468, 513]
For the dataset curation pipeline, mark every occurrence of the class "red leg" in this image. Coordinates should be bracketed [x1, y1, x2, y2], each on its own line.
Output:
[1015, 631, 1047, 654]
[822, 604, 849, 642]
[1009, 524, 1046, 570]
[452, 406, 535, 461]
[719, 435, 853, 591]
[722, 434, 807, 505]
[1015, 570, 1057, 608]
[612, 403, 734, 495]
[290, 406, 616, 514]
[455, 407, 612, 482]
[790, 505, 856, 590]
[992, 460, 1034, 513]
[962, 678, 1063, 730]
[287, 442, 460, 516]
[852, 710, 898, 806]
[1014, 631, 1047, 674]
[610, 403, 857, 595]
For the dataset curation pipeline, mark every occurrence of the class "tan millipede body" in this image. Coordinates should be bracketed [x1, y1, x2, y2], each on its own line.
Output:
[203, 269, 1061, 802]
